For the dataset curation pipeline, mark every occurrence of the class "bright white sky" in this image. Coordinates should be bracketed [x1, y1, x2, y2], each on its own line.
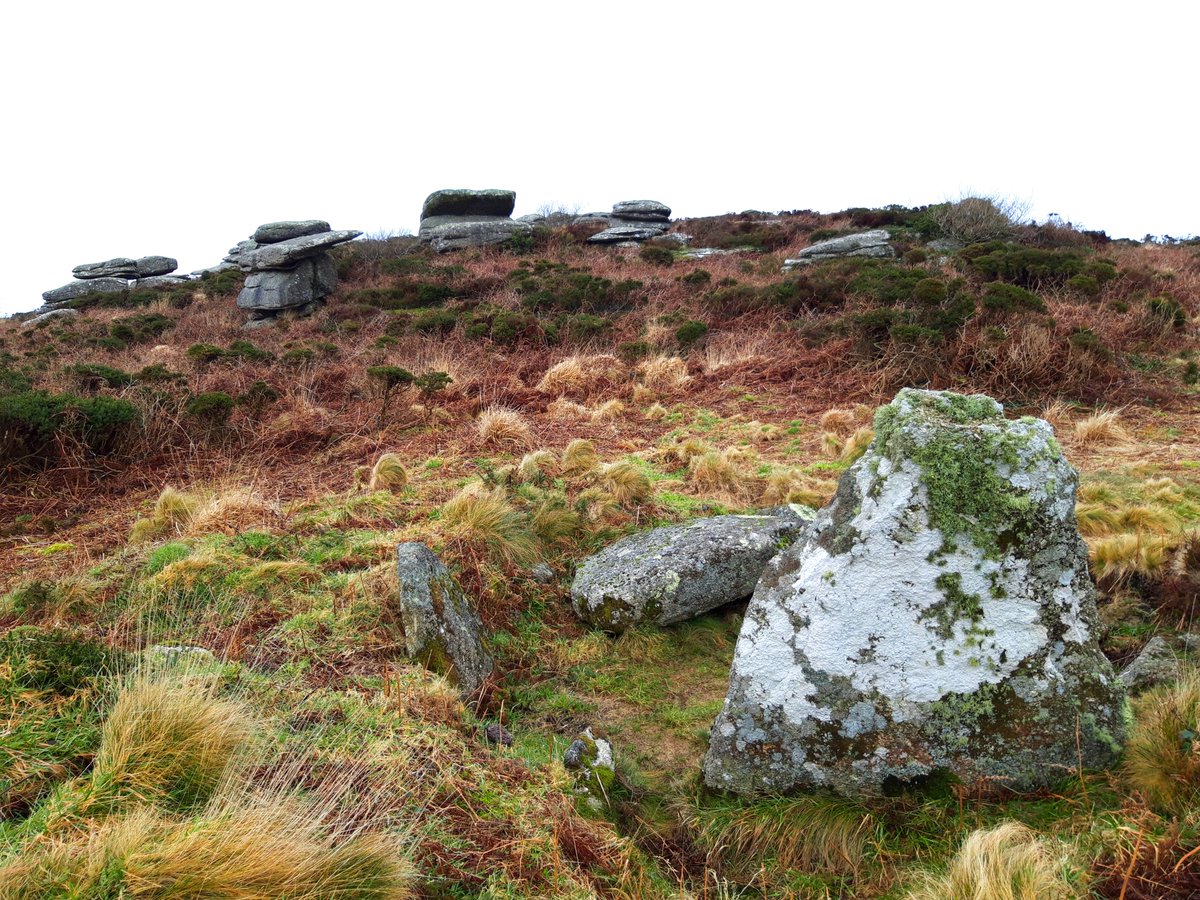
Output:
[2, 0, 1196, 316]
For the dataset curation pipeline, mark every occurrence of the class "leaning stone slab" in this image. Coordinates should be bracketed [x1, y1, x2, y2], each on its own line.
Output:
[21, 308, 80, 328]
[587, 223, 668, 244]
[73, 257, 137, 279]
[42, 277, 129, 305]
[782, 229, 895, 270]
[395, 542, 494, 696]
[421, 188, 516, 220]
[703, 389, 1125, 798]
[252, 220, 331, 244]
[241, 229, 361, 270]
[571, 505, 815, 633]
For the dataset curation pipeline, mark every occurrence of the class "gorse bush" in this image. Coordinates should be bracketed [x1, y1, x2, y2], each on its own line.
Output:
[185, 392, 236, 426]
[960, 241, 1117, 290]
[0, 391, 139, 469]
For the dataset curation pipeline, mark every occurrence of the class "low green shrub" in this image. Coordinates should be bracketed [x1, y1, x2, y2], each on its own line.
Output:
[66, 363, 134, 391]
[0, 392, 139, 468]
[681, 269, 711, 287]
[675, 320, 709, 347]
[184, 392, 235, 426]
[960, 241, 1116, 290]
[109, 313, 174, 346]
[1148, 295, 1186, 329]
[639, 245, 675, 267]
[980, 282, 1047, 314]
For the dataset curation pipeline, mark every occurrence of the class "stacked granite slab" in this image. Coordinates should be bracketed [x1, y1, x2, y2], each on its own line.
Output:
[586, 200, 672, 244]
[418, 189, 532, 252]
[41, 255, 182, 307]
[233, 221, 360, 321]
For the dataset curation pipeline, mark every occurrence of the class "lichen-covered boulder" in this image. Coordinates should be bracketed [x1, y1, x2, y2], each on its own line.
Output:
[395, 542, 493, 697]
[417, 215, 532, 252]
[42, 277, 129, 305]
[571, 506, 815, 633]
[703, 389, 1125, 797]
[240, 229, 361, 270]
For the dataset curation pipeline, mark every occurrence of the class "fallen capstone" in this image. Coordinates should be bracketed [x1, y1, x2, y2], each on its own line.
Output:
[587, 224, 668, 244]
[421, 188, 516, 220]
[73, 257, 137, 279]
[252, 220, 331, 244]
[571, 505, 815, 633]
[782, 229, 895, 270]
[42, 277, 129, 305]
[1120, 636, 1179, 694]
[396, 542, 494, 696]
[703, 389, 1126, 797]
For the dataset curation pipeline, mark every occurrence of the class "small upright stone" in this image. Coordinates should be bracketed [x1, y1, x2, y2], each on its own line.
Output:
[395, 543, 494, 697]
[704, 389, 1125, 797]
[1120, 636, 1179, 694]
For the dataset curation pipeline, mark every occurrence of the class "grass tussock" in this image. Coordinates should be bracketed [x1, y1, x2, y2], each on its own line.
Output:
[368, 452, 408, 492]
[841, 426, 874, 462]
[819, 407, 857, 435]
[599, 460, 652, 507]
[477, 405, 532, 448]
[644, 402, 667, 420]
[561, 438, 598, 476]
[439, 483, 539, 566]
[1124, 673, 1200, 815]
[684, 795, 874, 877]
[902, 821, 1074, 900]
[1073, 410, 1132, 447]
[95, 672, 252, 810]
[517, 449, 557, 482]
[590, 398, 625, 422]
[536, 354, 624, 398]
[688, 449, 750, 497]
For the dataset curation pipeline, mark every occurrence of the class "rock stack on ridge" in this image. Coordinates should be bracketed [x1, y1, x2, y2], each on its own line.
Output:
[417, 189, 532, 252]
[41, 255, 182, 307]
[233, 220, 360, 324]
[587, 200, 672, 244]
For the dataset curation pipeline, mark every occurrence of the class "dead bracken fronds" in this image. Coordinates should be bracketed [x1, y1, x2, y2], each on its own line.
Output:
[638, 355, 690, 391]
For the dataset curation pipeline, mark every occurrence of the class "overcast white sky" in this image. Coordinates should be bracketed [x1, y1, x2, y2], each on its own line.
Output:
[2, 0, 1196, 316]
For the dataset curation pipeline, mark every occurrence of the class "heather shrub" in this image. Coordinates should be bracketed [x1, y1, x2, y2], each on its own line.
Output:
[184, 391, 236, 426]
[639, 245, 675, 267]
[980, 282, 1047, 314]
[0, 392, 139, 469]
[675, 320, 709, 348]
[961, 241, 1116, 290]
[1148, 295, 1187, 329]
[66, 363, 135, 391]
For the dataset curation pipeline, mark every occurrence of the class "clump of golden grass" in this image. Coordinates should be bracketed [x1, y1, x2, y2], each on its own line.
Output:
[561, 439, 598, 476]
[547, 397, 590, 420]
[760, 469, 829, 509]
[530, 500, 581, 549]
[517, 449, 557, 482]
[129, 486, 204, 542]
[186, 490, 279, 537]
[645, 402, 667, 420]
[1090, 533, 1168, 583]
[1073, 409, 1131, 447]
[903, 821, 1073, 899]
[384, 668, 464, 729]
[841, 426, 874, 462]
[599, 461, 652, 506]
[1124, 673, 1200, 815]
[576, 486, 620, 523]
[0, 798, 411, 898]
[95, 673, 252, 809]
[477, 405, 532, 448]
[819, 408, 856, 436]
[590, 399, 625, 422]
[683, 795, 874, 877]
[440, 484, 538, 566]
[820, 431, 844, 458]
[536, 354, 623, 397]
[544, 632, 611, 675]
[368, 453, 408, 492]
[746, 421, 780, 443]
[631, 384, 654, 404]
[667, 437, 712, 466]
[688, 450, 748, 496]
[638, 355, 690, 391]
